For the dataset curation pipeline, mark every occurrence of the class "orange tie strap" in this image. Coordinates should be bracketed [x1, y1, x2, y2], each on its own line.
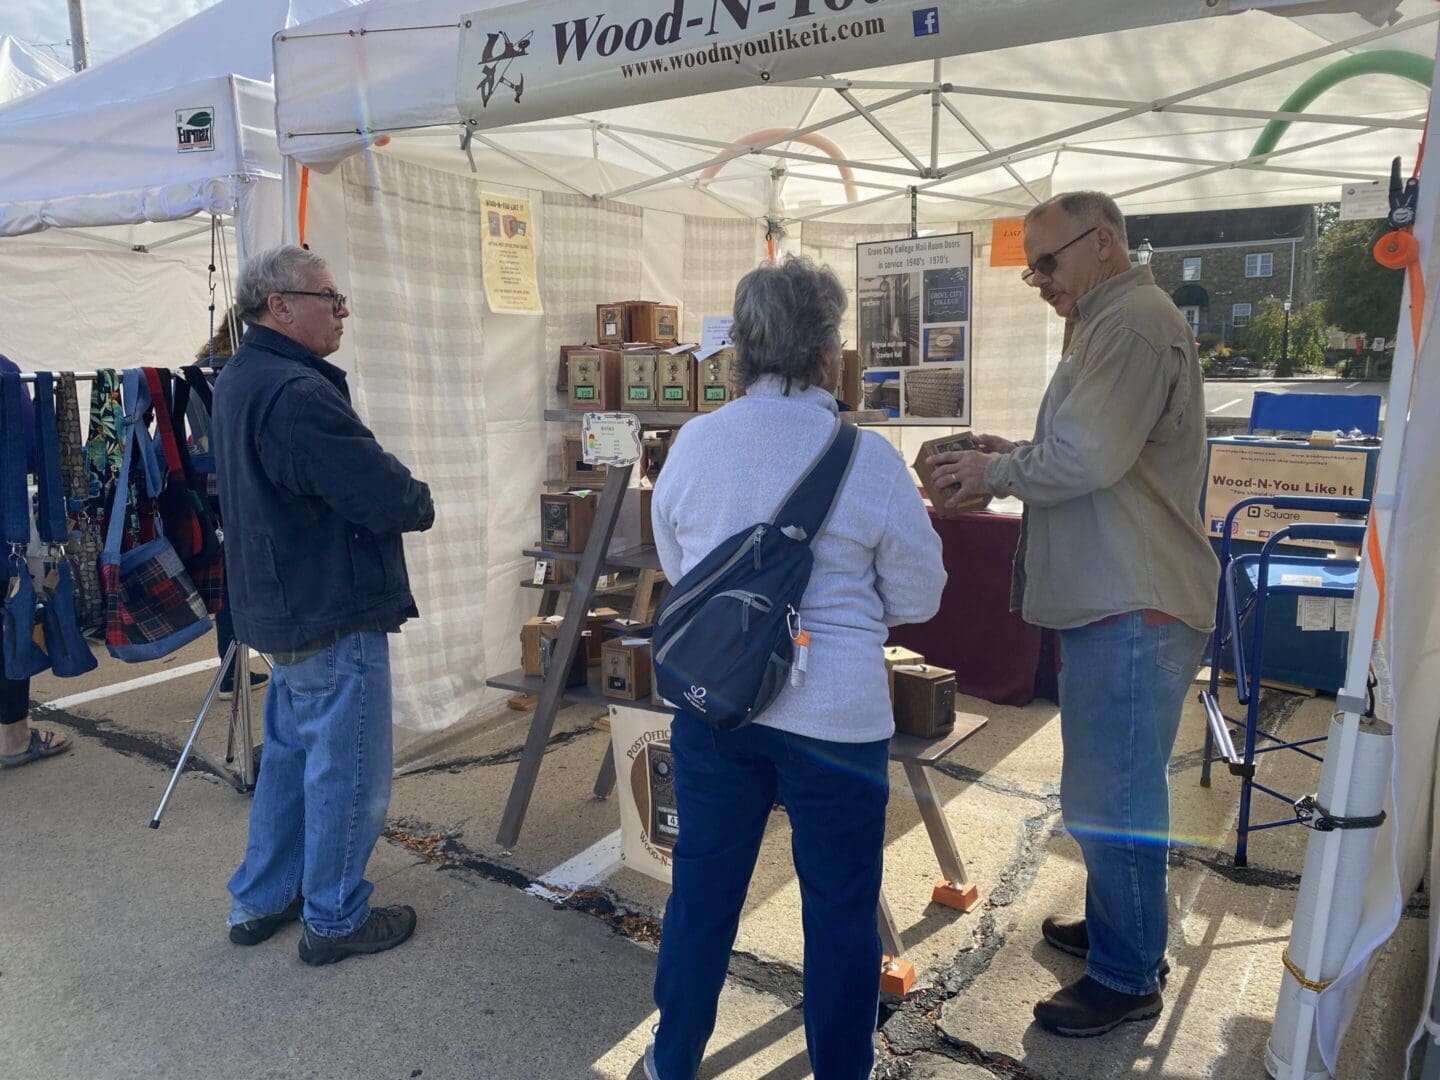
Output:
[297, 166, 311, 249]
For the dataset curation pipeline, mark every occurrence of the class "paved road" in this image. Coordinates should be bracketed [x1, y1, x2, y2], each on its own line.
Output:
[1203, 378, 1389, 421]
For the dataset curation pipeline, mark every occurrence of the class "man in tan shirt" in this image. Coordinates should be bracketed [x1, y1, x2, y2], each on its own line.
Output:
[930, 191, 1219, 1037]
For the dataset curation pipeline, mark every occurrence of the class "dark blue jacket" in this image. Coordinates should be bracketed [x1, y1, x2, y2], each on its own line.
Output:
[212, 326, 433, 652]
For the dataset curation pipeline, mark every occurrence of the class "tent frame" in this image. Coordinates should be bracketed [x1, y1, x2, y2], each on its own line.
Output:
[278, 8, 1439, 227]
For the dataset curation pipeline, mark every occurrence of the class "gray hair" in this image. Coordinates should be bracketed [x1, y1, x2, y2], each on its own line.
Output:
[1026, 191, 1129, 252]
[731, 255, 846, 391]
[235, 245, 329, 316]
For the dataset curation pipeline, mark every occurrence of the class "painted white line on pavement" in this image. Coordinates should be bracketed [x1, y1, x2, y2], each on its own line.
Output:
[527, 829, 624, 902]
[40, 658, 223, 712]
[1210, 397, 1244, 414]
[1346, 381, 1362, 389]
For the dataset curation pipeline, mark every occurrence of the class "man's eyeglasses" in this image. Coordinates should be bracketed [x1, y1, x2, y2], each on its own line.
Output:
[1020, 226, 1098, 285]
[278, 290, 348, 314]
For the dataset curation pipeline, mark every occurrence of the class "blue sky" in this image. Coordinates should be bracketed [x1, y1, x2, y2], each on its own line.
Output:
[4, 0, 218, 65]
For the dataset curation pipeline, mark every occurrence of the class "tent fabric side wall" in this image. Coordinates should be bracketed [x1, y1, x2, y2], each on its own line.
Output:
[0, 229, 219, 376]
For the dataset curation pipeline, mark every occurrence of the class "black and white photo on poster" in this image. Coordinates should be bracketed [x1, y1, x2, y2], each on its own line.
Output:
[856, 233, 972, 425]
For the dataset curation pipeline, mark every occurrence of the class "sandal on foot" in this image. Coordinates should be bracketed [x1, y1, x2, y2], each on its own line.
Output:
[1, 728, 72, 769]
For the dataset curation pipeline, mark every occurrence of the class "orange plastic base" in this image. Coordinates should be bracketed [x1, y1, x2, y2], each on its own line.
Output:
[931, 880, 980, 912]
[880, 956, 916, 995]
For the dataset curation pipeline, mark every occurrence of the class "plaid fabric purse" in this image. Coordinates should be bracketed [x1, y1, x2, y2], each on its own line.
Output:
[101, 369, 211, 662]
[147, 368, 224, 614]
[57, 372, 104, 634]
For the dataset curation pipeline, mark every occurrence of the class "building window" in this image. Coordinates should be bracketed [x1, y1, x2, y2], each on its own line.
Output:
[1182, 257, 1202, 282]
[1233, 303, 1252, 328]
[1179, 306, 1201, 335]
[1245, 252, 1273, 278]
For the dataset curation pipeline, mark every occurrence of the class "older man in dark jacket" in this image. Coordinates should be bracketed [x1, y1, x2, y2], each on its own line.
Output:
[214, 245, 433, 966]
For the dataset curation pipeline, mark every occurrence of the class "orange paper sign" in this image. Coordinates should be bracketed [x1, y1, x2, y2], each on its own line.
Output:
[989, 218, 1027, 268]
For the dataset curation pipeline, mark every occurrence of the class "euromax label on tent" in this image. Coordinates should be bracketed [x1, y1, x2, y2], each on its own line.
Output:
[454, 0, 1244, 130]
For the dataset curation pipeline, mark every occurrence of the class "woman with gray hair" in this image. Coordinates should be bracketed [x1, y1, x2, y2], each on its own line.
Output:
[644, 256, 946, 1080]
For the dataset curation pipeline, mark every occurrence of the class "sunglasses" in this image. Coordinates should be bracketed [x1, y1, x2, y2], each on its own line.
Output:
[1020, 226, 1098, 285]
[278, 289, 348, 314]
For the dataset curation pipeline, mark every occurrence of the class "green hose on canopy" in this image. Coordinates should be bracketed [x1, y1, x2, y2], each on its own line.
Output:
[1247, 50, 1433, 162]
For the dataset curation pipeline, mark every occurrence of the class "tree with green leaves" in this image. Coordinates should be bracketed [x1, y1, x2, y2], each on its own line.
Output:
[1315, 218, 1404, 342]
[1239, 297, 1327, 376]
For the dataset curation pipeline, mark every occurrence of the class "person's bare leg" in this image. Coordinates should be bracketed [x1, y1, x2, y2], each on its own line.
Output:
[1, 717, 68, 757]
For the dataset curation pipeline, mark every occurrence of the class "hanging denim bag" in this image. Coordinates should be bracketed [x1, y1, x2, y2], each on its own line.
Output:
[1, 372, 50, 679]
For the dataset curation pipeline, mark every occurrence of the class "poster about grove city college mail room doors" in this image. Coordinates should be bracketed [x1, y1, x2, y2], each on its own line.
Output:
[856, 233, 972, 425]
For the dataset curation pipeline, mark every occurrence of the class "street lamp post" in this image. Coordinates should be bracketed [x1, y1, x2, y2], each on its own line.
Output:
[1281, 298, 1292, 375]
[1137, 238, 1154, 266]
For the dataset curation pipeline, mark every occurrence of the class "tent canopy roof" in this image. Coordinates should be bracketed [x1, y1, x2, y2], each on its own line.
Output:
[0, 37, 70, 106]
[273, 0, 1436, 219]
[0, 0, 361, 237]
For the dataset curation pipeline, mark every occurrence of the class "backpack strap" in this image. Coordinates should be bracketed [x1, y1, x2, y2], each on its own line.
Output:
[770, 419, 859, 544]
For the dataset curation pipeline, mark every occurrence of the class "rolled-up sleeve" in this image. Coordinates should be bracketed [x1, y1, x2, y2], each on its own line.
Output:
[985, 323, 1173, 508]
[876, 470, 946, 627]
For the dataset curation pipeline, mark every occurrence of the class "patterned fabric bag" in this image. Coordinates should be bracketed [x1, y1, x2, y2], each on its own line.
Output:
[100, 369, 211, 662]
[85, 368, 124, 521]
[57, 373, 105, 634]
[147, 368, 224, 614]
[32, 372, 96, 677]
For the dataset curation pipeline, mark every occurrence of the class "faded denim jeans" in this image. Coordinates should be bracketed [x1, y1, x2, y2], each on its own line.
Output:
[228, 629, 393, 937]
[1057, 611, 1209, 996]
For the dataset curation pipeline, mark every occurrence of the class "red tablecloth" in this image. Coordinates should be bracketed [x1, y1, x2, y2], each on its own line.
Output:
[887, 510, 1059, 708]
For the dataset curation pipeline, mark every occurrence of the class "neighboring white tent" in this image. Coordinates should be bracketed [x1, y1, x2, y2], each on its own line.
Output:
[0, 0, 360, 373]
[0, 0, 361, 247]
[269, 0, 1440, 1074]
[0, 36, 70, 104]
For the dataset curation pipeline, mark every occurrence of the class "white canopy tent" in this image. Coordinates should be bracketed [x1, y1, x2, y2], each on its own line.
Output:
[0, 36, 70, 105]
[271, 0, 1440, 1075]
[0, 0, 360, 373]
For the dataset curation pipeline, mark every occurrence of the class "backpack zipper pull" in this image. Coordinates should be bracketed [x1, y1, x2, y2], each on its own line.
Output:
[752, 527, 764, 570]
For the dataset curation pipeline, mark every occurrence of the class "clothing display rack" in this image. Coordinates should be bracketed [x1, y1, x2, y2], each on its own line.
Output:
[487, 405, 986, 991]
[13, 365, 263, 810]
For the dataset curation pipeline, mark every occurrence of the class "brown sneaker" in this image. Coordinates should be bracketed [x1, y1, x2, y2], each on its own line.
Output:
[1033, 975, 1162, 1038]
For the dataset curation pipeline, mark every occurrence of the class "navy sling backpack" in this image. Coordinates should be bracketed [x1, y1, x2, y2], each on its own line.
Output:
[651, 418, 859, 731]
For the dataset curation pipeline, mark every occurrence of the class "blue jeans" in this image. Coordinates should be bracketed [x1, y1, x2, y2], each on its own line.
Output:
[653, 713, 889, 1080]
[1057, 613, 1209, 996]
[227, 630, 393, 937]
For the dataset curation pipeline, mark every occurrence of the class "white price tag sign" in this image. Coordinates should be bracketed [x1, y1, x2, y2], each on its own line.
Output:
[580, 413, 642, 467]
[1339, 181, 1389, 221]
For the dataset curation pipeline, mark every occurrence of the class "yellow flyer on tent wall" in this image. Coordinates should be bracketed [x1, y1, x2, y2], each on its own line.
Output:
[479, 192, 542, 314]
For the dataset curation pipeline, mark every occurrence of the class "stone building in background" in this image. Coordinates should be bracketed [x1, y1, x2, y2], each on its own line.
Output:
[1124, 205, 1320, 345]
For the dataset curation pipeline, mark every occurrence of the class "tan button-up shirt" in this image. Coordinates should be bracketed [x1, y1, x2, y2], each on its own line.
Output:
[983, 266, 1219, 631]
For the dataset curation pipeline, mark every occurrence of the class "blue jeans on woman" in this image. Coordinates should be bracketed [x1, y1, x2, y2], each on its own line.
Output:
[1056, 611, 1210, 996]
[652, 712, 889, 1080]
[227, 629, 393, 937]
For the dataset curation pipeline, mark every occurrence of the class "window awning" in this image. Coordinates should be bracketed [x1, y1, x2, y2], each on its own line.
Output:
[1173, 283, 1211, 307]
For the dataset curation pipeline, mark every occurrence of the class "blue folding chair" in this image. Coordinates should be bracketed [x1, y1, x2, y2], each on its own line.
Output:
[1247, 391, 1381, 437]
[1199, 495, 1369, 866]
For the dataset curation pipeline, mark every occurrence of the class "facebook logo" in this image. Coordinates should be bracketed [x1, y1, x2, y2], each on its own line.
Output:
[913, 7, 939, 36]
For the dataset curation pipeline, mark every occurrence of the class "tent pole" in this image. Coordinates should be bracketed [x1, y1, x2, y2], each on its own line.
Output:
[1268, 39, 1440, 1080]
[281, 157, 301, 246]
